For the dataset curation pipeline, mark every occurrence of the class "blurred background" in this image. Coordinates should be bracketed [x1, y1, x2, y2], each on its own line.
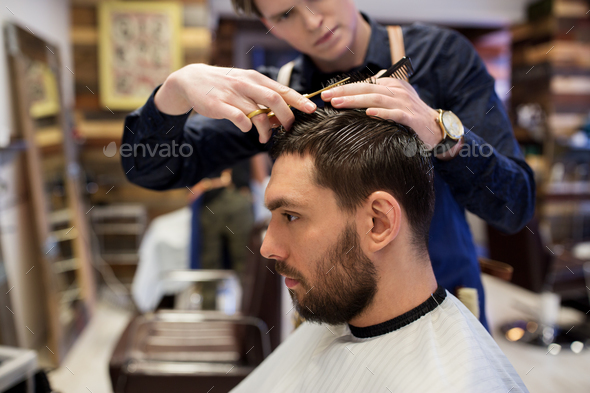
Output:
[0, 0, 589, 392]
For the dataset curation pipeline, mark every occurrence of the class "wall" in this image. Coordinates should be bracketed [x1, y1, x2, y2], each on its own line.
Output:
[210, 0, 539, 27]
[1, 0, 74, 142]
[0, 0, 73, 351]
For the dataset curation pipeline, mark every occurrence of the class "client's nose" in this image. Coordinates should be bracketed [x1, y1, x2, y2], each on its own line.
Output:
[260, 219, 287, 261]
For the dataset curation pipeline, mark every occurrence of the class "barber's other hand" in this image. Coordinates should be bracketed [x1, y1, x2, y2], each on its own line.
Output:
[321, 76, 443, 148]
[154, 64, 317, 143]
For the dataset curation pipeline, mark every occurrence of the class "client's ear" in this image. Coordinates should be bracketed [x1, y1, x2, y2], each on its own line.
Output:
[361, 191, 401, 253]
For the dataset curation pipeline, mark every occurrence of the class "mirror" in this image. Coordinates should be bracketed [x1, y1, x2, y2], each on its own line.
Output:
[5, 22, 95, 364]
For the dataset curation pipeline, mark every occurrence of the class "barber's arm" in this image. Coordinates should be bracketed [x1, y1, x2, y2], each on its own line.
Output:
[121, 87, 267, 190]
[431, 29, 536, 234]
[121, 64, 316, 190]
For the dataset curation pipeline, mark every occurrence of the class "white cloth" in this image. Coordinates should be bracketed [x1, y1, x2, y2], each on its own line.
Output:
[131, 207, 191, 312]
[231, 290, 528, 393]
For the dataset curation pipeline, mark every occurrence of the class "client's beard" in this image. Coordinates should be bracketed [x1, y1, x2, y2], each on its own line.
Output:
[275, 222, 378, 325]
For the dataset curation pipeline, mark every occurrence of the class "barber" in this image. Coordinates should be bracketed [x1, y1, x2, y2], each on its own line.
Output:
[121, 0, 536, 330]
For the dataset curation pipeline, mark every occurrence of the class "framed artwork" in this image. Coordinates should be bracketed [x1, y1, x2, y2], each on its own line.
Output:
[98, 1, 183, 110]
[26, 60, 61, 118]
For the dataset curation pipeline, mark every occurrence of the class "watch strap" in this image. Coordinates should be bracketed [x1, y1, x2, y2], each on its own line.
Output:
[435, 136, 459, 154]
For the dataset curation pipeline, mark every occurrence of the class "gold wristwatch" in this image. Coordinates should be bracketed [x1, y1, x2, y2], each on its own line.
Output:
[434, 109, 464, 154]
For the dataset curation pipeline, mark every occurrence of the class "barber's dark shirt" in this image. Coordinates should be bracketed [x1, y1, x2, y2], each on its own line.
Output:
[121, 13, 536, 329]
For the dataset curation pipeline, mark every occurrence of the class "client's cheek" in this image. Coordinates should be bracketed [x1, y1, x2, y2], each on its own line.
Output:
[294, 276, 310, 292]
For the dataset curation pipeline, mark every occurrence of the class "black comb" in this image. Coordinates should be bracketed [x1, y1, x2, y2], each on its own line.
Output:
[322, 56, 414, 89]
[322, 69, 378, 89]
[378, 56, 414, 81]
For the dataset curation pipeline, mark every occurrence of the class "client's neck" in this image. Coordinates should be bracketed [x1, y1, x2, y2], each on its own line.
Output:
[347, 247, 438, 328]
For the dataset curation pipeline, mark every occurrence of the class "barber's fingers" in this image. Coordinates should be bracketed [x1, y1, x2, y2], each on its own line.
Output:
[212, 96, 277, 143]
[366, 108, 410, 125]
[217, 76, 293, 132]
[210, 102, 255, 133]
[230, 100, 273, 142]
[330, 93, 397, 110]
[250, 113, 273, 143]
[241, 82, 298, 130]
[245, 70, 317, 114]
[322, 78, 410, 101]
[230, 98, 274, 143]
[375, 77, 418, 97]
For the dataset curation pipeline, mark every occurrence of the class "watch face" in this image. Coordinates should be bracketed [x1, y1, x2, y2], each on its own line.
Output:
[441, 111, 464, 139]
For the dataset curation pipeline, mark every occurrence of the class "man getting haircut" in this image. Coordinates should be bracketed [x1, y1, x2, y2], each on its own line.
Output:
[230, 105, 528, 393]
[123, 0, 537, 332]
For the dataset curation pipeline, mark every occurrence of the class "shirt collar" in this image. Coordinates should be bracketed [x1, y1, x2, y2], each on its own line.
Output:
[347, 285, 447, 338]
[299, 12, 392, 92]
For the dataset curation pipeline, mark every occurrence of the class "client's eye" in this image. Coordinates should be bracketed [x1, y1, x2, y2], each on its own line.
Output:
[282, 213, 299, 223]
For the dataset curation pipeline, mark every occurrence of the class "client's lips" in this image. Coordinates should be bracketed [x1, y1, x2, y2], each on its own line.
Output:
[285, 277, 300, 288]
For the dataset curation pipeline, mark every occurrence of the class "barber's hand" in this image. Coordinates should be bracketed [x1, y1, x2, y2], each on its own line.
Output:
[321, 76, 443, 148]
[155, 64, 317, 143]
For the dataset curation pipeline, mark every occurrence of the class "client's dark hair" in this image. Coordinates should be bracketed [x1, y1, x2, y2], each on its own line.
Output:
[270, 104, 435, 252]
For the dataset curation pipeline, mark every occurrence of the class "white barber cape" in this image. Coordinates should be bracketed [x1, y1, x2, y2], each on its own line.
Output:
[231, 286, 528, 393]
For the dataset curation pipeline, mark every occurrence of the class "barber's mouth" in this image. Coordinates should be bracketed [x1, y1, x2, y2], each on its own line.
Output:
[285, 277, 300, 288]
[314, 26, 338, 46]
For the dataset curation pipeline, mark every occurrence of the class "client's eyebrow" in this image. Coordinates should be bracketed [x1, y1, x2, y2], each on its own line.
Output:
[265, 197, 303, 212]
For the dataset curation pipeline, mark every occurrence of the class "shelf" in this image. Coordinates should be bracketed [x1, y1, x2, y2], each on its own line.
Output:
[0, 140, 27, 152]
[546, 180, 590, 193]
[70, 26, 211, 49]
[543, 181, 590, 201]
[92, 223, 145, 235]
[74, 111, 125, 141]
[528, 0, 590, 21]
[50, 227, 78, 242]
[513, 40, 590, 68]
[48, 208, 73, 225]
[53, 258, 79, 274]
[35, 125, 63, 148]
[511, 17, 555, 44]
[90, 204, 147, 219]
[100, 253, 139, 265]
[0, 140, 27, 166]
[60, 287, 82, 305]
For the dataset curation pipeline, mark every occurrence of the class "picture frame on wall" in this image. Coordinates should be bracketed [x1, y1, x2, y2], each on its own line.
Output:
[98, 1, 183, 110]
[26, 60, 61, 119]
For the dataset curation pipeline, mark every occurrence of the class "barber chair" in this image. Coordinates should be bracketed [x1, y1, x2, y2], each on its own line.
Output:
[109, 223, 282, 393]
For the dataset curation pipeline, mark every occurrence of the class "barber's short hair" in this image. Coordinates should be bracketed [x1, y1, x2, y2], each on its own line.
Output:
[270, 104, 435, 251]
[231, 0, 262, 17]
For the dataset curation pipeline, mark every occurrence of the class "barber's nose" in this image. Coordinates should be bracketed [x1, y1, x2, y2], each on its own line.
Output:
[260, 220, 287, 261]
[302, 7, 323, 31]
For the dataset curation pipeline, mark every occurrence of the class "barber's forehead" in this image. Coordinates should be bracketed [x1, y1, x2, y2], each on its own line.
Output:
[256, 0, 295, 16]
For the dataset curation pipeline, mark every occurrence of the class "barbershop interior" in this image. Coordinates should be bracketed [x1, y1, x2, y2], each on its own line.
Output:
[1, 0, 590, 392]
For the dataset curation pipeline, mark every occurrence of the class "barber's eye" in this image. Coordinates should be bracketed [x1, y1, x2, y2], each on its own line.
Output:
[282, 213, 298, 222]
